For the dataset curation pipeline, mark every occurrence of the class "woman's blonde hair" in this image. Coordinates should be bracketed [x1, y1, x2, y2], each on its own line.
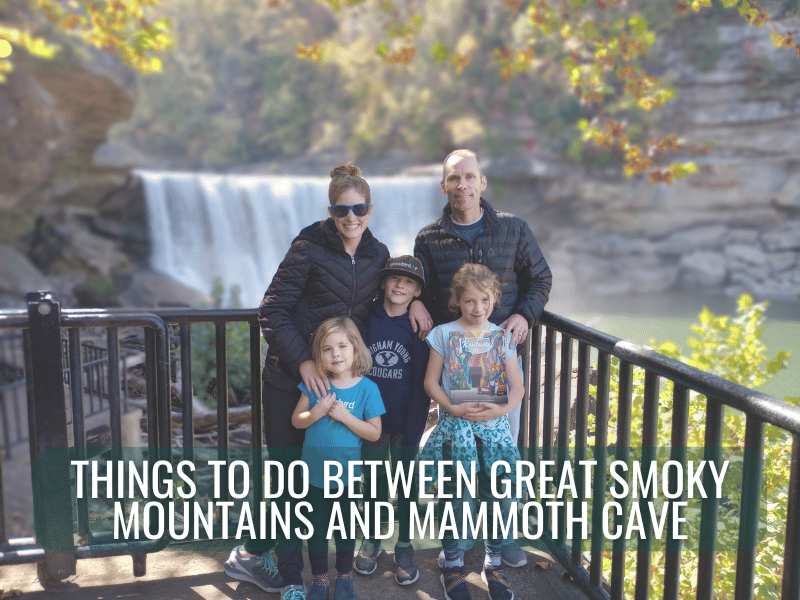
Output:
[329, 163, 371, 205]
[311, 316, 372, 377]
[448, 263, 501, 315]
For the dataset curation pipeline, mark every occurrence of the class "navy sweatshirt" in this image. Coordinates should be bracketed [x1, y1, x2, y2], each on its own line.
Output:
[363, 297, 430, 446]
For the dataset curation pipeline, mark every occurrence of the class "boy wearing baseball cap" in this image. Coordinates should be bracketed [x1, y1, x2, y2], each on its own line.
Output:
[355, 256, 430, 586]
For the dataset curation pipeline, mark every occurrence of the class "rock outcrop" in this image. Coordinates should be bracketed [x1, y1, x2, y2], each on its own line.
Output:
[493, 12, 800, 302]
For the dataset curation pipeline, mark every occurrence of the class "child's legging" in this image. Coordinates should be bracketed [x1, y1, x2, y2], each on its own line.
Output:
[307, 484, 357, 575]
[362, 432, 419, 544]
[439, 439, 514, 556]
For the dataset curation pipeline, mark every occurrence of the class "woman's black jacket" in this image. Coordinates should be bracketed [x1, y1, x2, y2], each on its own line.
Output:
[258, 218, 389, 391]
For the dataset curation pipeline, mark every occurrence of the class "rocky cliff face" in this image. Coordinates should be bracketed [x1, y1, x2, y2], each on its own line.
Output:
[0, 36, 206, 308]
[1, 9, 798, 307]
[516, 14, 800, 301]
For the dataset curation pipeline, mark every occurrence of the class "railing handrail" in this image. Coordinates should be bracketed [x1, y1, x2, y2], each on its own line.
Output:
[3, 300, 798, 599]
[540, 310, 800, 434]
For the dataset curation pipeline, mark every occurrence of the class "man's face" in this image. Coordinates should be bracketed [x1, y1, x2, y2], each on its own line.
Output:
[441, 155, 487, 221]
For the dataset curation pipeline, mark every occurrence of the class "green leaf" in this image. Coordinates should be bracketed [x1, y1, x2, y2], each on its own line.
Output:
[431, 42, 448, 62]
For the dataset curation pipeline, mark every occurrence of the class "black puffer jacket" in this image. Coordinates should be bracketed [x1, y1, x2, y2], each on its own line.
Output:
[414, 198, 552, 327]
[259, 219, 389, 391]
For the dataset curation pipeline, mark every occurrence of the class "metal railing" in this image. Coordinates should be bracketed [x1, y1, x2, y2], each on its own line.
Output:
[520, 312, 800, 600]
[0, 292, 798, 599]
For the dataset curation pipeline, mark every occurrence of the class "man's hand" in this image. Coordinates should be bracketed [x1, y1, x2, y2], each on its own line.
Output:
[408, 299, 433, 340]
[299, 360, 330, 399]
[501, 313, 529, 347]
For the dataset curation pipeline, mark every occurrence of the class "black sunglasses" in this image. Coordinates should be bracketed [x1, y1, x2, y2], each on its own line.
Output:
[330, 203, 371, 218]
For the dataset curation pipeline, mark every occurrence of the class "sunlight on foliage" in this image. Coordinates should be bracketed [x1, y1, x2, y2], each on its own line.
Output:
[583, 294, 794, 598]
[286, 0, 798, 182]
[1, 0, 171, 80]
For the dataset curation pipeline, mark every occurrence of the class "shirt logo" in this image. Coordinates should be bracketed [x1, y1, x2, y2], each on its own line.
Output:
[375, 350, 399, 367]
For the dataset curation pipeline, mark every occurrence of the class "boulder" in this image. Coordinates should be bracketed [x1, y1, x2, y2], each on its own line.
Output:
[679, 251, 728, 288]
[775, 173, 800, 209]
[655, 225, 729, 255]
[28, 212, 132, 276]
[762, 223, 800, 251]
[0, 244, 51, 300]
[116, 271, 212, 308]
[724, 244, 768, 268]
[766, 251, 797, 272]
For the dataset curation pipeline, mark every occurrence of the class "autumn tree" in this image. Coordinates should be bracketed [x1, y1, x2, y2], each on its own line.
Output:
[4, 0, 798, 176]
[294, 0, 800, 181]
[0, 0, 171, 80]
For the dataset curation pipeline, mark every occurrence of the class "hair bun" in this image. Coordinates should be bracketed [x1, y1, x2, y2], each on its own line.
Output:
[331, 163, 362, 179]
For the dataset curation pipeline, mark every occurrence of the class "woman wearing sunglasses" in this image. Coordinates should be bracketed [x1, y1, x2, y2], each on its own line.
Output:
[226, 164, 430, 600]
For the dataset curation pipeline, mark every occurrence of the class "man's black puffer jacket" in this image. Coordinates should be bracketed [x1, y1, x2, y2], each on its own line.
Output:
[414, 198, 552, 327]
[259, 218, 389, 391]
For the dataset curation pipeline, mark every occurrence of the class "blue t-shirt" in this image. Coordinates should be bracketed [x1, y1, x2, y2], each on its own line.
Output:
[298, 378, 385, 488]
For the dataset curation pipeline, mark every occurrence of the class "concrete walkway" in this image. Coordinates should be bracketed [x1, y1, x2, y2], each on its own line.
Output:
[1, 545, 590, 600]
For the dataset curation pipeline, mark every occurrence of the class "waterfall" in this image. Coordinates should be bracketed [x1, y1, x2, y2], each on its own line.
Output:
[138, 171, 442, 308]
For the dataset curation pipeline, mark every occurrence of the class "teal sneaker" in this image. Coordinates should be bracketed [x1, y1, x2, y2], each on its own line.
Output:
[308, 581, 328, 600]
[224, 545, 284, 592]
[333, 576, 356, 600]
[282, 584, 308, 600]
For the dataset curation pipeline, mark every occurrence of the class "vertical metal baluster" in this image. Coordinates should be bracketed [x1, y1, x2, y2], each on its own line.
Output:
[734, 416, 765, 600]
[589, 350, 610, 588]
[26, 292, 75, 578]
[23, 330, 36, 467]
[69, 329, 89, 537]
[782, 434, 800, 600]
[664, 383, 689, 600]
[250, 322, 264, 518]
[634, 371, 659, 600]
[528, 323, 542, 466]
[144, 328, 159, 449]
[0, 390, 11, 458]
[216, 322, 229, 452]
[181, 324, 193, 456]
[556, 334, 573, 546]
[107, 328, 122, 449]
[572, 342, 590, 568]
[610, 360, 633, 600]
[696, 397, 724, 600]
[216, 322, 229, 509]
[542, 328, 557, 532]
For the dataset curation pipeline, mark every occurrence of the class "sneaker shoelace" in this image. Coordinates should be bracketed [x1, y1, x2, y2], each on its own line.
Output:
[256, 553, 280, 578]
[283, 587, 306, 600]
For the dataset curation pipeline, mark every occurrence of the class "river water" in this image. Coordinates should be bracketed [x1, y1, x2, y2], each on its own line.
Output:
[548, 283, 800, 402]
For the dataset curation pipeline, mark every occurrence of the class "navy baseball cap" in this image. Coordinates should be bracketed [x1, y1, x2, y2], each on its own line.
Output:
[379, 255, 425, 287]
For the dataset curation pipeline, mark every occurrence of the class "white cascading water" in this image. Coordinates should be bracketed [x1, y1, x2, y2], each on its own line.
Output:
[138, 171, 442, 307]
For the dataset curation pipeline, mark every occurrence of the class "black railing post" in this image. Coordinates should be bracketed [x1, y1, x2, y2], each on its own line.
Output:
[26, 291, 76, 579]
